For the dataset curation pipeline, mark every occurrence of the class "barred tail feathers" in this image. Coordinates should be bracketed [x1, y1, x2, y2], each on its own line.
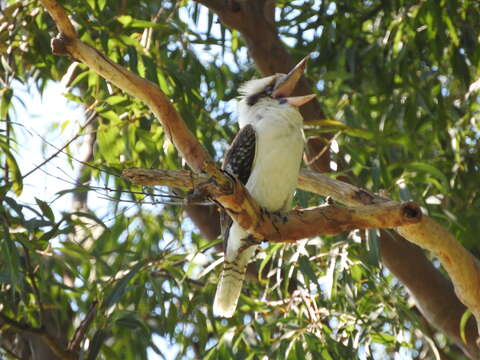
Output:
[213, 265, 245, 318]
[213, 225, 256, 318]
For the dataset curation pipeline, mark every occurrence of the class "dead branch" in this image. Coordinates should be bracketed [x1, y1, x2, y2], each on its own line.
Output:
[122, 168, 209, 188]
[67, 301, 98, 352]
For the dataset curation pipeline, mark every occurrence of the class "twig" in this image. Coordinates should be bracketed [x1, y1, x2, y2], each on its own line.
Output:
[19, 242, 46, 325]
[305, 131, 341, 166]
[22, 109, 97, 179]
[68, 300, 98, 352]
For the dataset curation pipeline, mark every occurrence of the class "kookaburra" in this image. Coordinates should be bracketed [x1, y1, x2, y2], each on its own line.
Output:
[213, 57, 315, 317]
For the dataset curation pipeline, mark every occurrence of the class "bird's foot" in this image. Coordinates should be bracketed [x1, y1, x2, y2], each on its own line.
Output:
[270, 210, 289, 224]
[239, 235, 261, 254]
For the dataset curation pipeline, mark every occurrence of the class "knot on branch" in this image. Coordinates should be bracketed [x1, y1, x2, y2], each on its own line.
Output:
[401, 202, 422, 221]
[51, 33, 73, 56]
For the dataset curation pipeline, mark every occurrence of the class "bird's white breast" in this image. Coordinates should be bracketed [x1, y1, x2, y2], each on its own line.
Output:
[245, 105, 304, 212]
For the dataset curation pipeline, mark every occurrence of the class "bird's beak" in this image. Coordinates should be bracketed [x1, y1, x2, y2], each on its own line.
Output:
[282, 94, 317, 107]
[271, 56, 316, 107]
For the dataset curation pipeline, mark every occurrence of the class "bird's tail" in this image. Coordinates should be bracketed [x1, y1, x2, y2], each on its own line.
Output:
[213, 246, 256, 318]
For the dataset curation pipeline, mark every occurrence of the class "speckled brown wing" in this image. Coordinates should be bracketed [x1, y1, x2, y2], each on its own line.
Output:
[220, 124, 257, 247]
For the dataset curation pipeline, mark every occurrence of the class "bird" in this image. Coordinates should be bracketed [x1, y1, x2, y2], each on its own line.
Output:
[213, 57, 316, 317]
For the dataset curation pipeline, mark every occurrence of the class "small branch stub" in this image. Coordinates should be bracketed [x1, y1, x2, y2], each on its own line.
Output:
[51, 33, 72, 56]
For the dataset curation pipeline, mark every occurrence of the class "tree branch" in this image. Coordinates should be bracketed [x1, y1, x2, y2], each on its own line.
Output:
[122, 168, 422, 242]
[68, 301, 97, 352]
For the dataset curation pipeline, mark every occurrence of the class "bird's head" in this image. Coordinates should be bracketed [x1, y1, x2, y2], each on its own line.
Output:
[237, 56, 315, 126]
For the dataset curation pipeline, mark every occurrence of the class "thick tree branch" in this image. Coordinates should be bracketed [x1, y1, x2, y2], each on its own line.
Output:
[122, 168, 421, 242]
[264, 201, 421, 242]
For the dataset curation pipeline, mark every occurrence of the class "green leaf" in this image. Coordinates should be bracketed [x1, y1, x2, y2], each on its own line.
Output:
[0, 140, 22, 195]
[0, 223, 22, 289]
[0, 87, 13, 119]
[87, 329, 109, 360]
[86, 0, 96, 11]
[371, 332, 396, 344]
[97, 0, 107, 12]
[71, 211, 108, 229]
[114, 311, 150, 334]
[367, 229, 379, 267]
[298, 255, 318, 287]
[35, 197, 55, 222]
[460, 309, 472, 344]
[117, 15, 167, 29]
[104, 262, 144, 309]
[350, 264, 363, 282]
[405, 161, 449, 189]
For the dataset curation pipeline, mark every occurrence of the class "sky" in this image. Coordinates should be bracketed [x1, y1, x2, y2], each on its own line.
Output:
[12, 80, 85, 212]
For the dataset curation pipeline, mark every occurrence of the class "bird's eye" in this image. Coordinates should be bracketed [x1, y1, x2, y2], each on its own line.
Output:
[264, 84, 274, 95]
[247, 94, 261, 106]
[278, 98, 287, 104]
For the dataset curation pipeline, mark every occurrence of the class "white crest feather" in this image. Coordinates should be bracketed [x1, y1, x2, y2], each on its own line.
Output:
[238, 75, 277, 96]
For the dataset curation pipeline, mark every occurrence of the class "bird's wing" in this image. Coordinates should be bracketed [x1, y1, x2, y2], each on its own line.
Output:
[220, 124, 257, 247]
[222, 124, 256, 184]
[214, 124, 257, 317]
